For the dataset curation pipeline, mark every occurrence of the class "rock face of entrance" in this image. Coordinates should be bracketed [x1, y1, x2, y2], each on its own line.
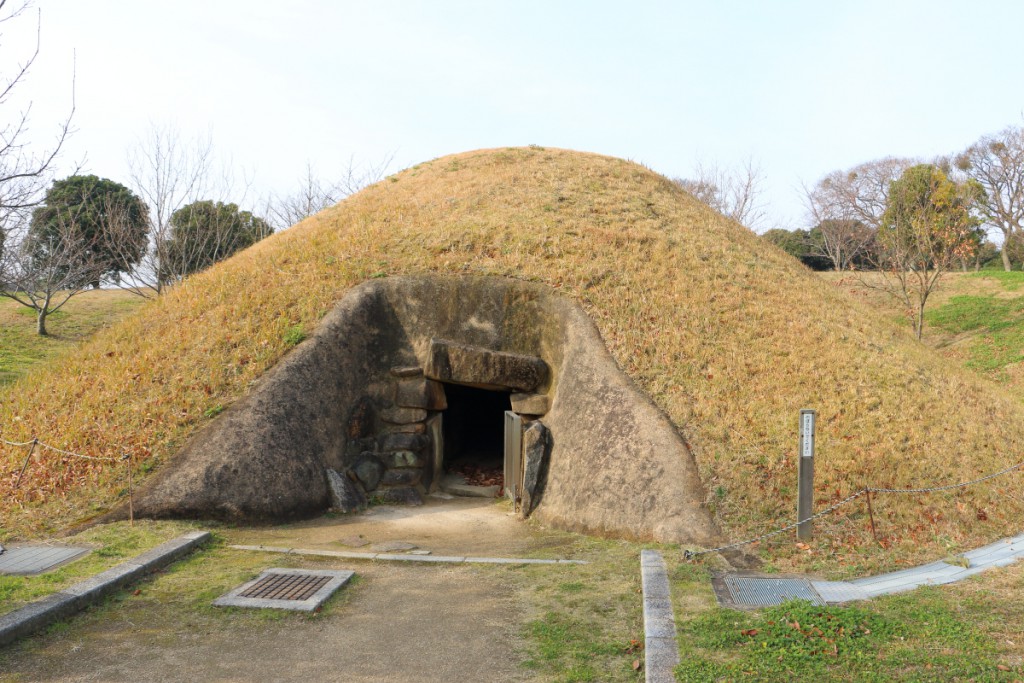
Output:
[134, 275, 720, 546]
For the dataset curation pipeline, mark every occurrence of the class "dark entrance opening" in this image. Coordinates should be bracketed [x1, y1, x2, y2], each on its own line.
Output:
[441, 383, 510, 491]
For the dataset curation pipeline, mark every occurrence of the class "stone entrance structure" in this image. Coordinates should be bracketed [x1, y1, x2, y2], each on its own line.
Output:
[133, 276, 719, 546]
[344, 339, 552, 509]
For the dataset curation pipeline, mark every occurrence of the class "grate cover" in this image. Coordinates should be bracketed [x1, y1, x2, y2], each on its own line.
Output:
[214, 568, 354, 611]
[717, 575, 824, 608]
[239, 572, 332, 601]
[0, 545, 90, 575]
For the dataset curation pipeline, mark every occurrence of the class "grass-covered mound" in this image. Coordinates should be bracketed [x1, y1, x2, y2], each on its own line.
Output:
[3, 147, 1024, 572]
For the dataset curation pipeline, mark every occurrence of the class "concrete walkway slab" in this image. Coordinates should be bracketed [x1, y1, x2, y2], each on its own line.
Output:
[229, 544, 586, 565]
[641, 550, 679, 683]
[717, 529, 1024, 608]
[0, 532, 210, 647]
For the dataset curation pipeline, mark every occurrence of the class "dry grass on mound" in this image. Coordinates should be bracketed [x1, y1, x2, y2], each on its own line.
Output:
[3, 147, 1024, 573]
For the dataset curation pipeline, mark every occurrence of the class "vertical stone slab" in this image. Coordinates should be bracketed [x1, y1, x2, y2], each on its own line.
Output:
[521, 420, 550, 517]
[427, 414, 444, 493]
[504, 411, 523, 505]
[326, 469, 367, 513]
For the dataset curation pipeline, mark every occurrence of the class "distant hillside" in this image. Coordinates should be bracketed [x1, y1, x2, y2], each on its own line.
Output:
[4, 147, 1024, 572]
[0, 290, 142, 386]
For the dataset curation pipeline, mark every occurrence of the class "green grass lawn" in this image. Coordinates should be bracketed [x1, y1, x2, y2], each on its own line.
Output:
[925, 272, 1024, 376]
[671, 556, 1024, 682]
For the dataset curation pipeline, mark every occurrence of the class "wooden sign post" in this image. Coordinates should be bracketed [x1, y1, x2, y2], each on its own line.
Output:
[797, 409, 816, 541]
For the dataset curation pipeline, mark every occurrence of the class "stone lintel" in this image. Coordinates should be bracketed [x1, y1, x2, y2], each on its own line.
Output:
[424, 338, 548, 392]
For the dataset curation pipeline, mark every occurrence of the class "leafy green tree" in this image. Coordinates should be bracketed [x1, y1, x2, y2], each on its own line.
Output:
[160, 200, 272, 279]
[762, 228, 832, 270]
[876, 164, 985, 339]
[29, 175, 149, 287]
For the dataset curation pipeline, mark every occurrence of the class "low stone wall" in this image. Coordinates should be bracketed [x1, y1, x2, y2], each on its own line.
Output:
[132, 276, 719, 546]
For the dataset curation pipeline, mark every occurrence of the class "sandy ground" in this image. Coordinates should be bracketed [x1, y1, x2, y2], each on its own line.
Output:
[230, 495, 558, 557]
[0, 498, 564, 683]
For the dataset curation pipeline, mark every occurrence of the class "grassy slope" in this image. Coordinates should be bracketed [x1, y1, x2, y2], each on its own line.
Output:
[3, 147, 1024, 574]
[826, 270, 1024, 387]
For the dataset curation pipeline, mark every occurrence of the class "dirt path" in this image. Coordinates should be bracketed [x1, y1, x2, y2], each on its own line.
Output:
[0, 498, 552, 682]
[2, 563, 526, 683]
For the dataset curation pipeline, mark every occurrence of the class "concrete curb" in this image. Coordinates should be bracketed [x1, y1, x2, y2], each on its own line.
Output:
[640, 550, 679, 683]
[0, 531, 210, 648]
[228, 544, 587, 565]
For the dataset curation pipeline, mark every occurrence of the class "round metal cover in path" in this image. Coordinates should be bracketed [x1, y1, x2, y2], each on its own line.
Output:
[214, 568, 354, 611]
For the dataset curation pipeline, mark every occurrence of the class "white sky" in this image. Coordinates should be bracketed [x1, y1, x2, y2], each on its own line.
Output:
[7, 0, 1024, 231]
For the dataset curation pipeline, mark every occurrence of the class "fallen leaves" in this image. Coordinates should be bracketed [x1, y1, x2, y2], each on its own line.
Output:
[452, 463, 504, 488]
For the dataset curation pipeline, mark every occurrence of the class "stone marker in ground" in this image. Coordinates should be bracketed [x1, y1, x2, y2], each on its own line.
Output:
[338, 536, 370, 548]
[370, 541, 418, 553]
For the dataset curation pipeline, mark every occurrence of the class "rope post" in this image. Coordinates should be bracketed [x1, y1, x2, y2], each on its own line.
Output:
[866, 489, 879, 544]
[797, 409, 816, 541]
[14, 438, 38, 490]
[122, 451, 134, 527]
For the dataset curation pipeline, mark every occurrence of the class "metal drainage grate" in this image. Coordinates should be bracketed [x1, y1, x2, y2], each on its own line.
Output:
[213, 568, 354, 612]
[715, 575, 825, 608]
[0, 545, 91, 576]
[239, 572, 332, 601]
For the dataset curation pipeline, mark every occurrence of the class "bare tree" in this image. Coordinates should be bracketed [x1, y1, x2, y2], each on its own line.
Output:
[267, 154, 394, 231]
[120, 124, 214, 296]
[814, 218, 874, 272]
[955, 126, 1024, 271]
[803, 157, 914, 270]
[0, 210, 102, 335]
[0, 1, 75, 237]
[673, 158, 767, 231]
